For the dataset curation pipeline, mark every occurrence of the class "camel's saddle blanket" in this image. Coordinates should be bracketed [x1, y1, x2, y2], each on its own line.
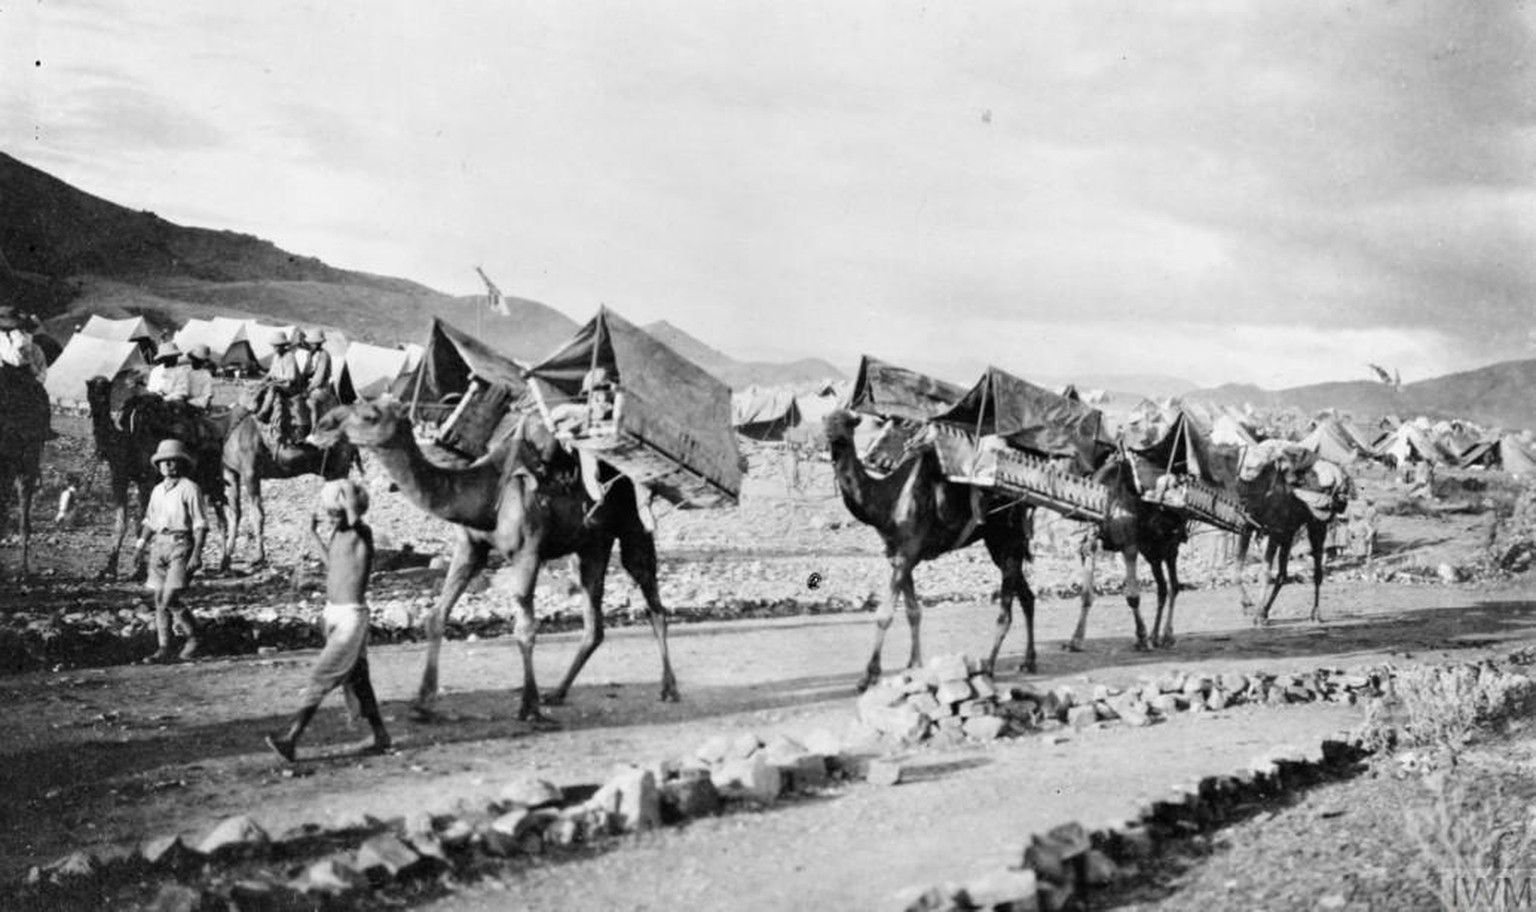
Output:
[1141, 473, 1254, 534]
[929, 424, 1108, 523]
[1238, 440, 1350, 523]
[564, 388, 739, 509]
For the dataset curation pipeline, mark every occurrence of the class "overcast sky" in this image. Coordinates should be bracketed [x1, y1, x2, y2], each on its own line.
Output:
[4, 1, 1534, 388]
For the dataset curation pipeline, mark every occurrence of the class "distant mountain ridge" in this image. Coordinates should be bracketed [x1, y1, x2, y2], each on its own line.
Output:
[642, 321, 844, 389]
[1185, 359, 1536, 432]
[0, 151, 835, 385]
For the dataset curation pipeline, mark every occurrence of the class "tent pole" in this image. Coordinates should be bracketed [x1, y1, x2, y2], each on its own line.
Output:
[407, 347, 427, 424]
[527, 377, 555, 432]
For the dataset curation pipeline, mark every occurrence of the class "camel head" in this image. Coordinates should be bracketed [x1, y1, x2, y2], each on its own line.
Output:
[85, 375, 112, 405]
[823, 408, 862, 446]
[310, 399, 412, 450]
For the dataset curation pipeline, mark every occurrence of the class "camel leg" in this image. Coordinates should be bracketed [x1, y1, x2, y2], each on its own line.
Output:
[219, 469, 241, 573]
[618, 529, 679, 703]
[1257, 538, 1287, 624]
[1067, 533, 1097, 652]
[546, 544, 613, 706]
[505, 553, 552, 724]
[246, 478, 268, 569]
[859, 554, 912, 692]
[17, 476, 32, 578]
[1307, 522, 1327, 623]
[412, 533, 490, 719]
[1121, 548, 1150, 651]
[982, 532, 1027, 676]
[102, 479, 132, 580]
[1149, 555, 1170, 647]
[1017, 572, 1038, 674]
[900, 569, 922, 670]
[1235, 527, 1256, 614]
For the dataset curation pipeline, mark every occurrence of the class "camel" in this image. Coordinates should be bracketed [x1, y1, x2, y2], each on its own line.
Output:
[0, 366, 46, 578]
[88, 378, 230, 578]
[1068, 453, 1186, 651]
[308, 399, 677, 722]
[823, 409, 1035, 691]
[1232, 460, 1334, 624]
[219, 389, 356, 571]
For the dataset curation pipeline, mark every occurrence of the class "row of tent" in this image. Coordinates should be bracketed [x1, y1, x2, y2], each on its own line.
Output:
[44, 313, 427, 410]
[836, 355, 1536, 481]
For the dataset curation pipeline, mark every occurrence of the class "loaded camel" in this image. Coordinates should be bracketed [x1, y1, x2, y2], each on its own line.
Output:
[0, 365, 46, 579]
[1068, 451, 1187, 651]
[220, 388, 356, 570]
[1232, 456, 1343, 625]
[87, 376, 230, 578]
[309, 399, 676, 722]
[823, 409, 1034, 690]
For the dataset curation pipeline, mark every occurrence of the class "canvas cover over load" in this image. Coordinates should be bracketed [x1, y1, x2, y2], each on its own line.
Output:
[846, 355, 968, 423]
[401, 317, 531, 458]
[527, 306, 741, 509]
[1126, 407, 1252, 532]
[926, 367, 1115, 522]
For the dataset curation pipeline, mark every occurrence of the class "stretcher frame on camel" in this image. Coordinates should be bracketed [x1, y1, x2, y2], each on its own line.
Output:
[1129, 416, 1255, 533]
[928, 422, 1111, 524]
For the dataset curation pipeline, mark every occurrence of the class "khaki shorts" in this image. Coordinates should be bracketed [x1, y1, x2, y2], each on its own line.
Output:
[146, 533, 193, 592]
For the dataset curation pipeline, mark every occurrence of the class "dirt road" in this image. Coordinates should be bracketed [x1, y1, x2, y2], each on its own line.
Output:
[6, 577, 1536, 909]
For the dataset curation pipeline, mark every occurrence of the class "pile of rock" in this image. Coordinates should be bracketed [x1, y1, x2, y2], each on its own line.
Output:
[855, 655, 1025, 744]
[18, 730, 854, 909]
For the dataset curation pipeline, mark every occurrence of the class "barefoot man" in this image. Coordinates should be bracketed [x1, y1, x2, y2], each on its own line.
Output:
[265, 479, 391, 762]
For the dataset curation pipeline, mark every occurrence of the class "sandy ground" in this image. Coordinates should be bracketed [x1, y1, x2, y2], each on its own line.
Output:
[3, 420, 1532, 909]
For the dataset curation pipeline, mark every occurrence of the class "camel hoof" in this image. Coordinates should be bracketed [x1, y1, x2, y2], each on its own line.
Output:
[542, 692, 567, 707]
[660, 688, 681, 703]
[518, 710, 561, 730]
[1017, 660, 1037, 675]
[1133, 640, 1151, 653]
[1061, 641, 1085, 653]
[1158, 636, 1177, 649]
[408, 704, 442, 723]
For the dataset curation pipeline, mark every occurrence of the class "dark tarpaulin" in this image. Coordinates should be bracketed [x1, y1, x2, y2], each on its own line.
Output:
[526, 306, 742, 500]
[405, 317, 529, 405]
[846, 355, 967, 423]
[1125, 408, 1238, 485]
[932, 366, 1112, 473]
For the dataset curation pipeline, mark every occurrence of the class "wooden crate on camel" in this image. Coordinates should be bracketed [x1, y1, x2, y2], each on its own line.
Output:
[1123, 406, 1253, 533]
[402, 317, 532, 459]
[527, 307, 742, 510]
[927, 367, 1116, 524]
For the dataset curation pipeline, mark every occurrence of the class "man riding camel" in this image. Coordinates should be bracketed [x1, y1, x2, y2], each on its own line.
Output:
[184, 344, 215, 410]
[255, 331, 312, 444]
[0, 304, 52, 441]
[299, 328, 334, 429]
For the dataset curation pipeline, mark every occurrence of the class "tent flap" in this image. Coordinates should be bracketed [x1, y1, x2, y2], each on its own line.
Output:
[933, 366, 1112, 473]
[846, 356, 967, 423]
[527, 307, 741, 504]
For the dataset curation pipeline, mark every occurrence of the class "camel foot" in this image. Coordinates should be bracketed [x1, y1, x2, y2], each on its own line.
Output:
[542, 692, 567, 707]
[659, 686, 680, 703]
[407, 704, 443, 723]
[1017, 658, 1037, 675]
[1133, 639, 1151, 653]
[1061, 640, 1085, 653]
[518, 708, 560, 729]
[855, 670, 880, 693]
[1156, 635, 1177, 649]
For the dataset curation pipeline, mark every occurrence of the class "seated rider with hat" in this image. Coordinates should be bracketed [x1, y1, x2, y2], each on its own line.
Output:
[185, 344, 215, 410]
[146, 341, 190, 401]
[0, 304, 53, 441]
[300, 328, 334, 425]
[255, 331, 311, 444]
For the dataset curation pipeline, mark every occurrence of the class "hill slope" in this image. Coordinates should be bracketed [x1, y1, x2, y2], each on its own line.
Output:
[643, 320, 844, 389]
[1186, 360, 1536, 431]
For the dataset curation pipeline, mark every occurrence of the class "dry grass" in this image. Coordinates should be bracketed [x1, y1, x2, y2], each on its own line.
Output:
[1404, 771, 1536, 911]
[1361, 662, 1536, 754]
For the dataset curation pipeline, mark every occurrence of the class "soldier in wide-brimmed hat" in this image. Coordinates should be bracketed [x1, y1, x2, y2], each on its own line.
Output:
[0, 304, 47, 384]
[0, 303, 53, 440]
[257, 330, 313, 443]
[185, 344, 215, 409]
[132, 438, 209, 663]
[146, 341, 188, 400]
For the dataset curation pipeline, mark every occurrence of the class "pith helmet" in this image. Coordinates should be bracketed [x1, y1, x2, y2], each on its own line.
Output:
[291, 329, 309, 345]
[154, 341, 183, 363]
[188, 344, 212, 362]
[151, 438, 194, 468]
[271, 331, 292, 348]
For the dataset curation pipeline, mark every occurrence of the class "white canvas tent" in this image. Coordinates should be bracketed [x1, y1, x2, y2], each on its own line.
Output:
[174, 318, 258, 372]
[242, 321, 299, 369]
[337, 342, 413, 402]
[78, 314, 155, 345]
[45, 336, 148, 409]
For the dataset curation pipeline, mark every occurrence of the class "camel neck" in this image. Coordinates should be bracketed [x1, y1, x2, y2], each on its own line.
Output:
[828, 432, 880, 526]
[367, 429, 504, 527]
[87, 394, 119, 446]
